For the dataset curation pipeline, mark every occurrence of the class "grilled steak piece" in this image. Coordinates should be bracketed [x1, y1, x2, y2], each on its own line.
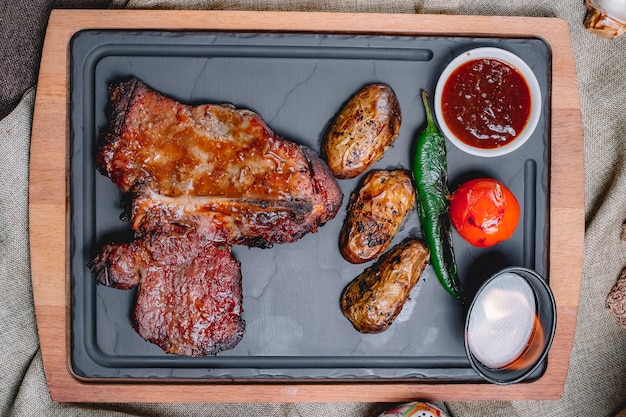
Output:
[98, 77, 343, 248]
[90, 226, 245, 357]
[91, 77, 342, 356]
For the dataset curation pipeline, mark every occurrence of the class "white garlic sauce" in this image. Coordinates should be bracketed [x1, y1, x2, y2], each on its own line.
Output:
[467, 272, 536, 369]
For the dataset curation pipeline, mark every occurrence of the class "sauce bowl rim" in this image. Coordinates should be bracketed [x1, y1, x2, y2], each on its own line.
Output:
[464, 266, 557, 385]
[434, 47, 542, 158]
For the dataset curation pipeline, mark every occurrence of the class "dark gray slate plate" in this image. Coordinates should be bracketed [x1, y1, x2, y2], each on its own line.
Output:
[70, 30, 550, 381]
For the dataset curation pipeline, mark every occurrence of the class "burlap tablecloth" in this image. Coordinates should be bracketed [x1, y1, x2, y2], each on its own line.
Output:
[2, 1, 625, 415]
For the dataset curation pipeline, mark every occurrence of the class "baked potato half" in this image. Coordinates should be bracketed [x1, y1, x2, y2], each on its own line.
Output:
[322, 83, 401, 179]
[339, 169, 416, 264]
[340, 238, 430, 334]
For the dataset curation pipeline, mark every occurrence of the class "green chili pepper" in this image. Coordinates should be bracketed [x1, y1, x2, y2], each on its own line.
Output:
[412, 90, 465, 303]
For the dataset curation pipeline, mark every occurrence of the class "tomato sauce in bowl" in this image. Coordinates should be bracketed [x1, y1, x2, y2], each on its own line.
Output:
[434, 47, 541, 157]
[441, 58, 531, 149]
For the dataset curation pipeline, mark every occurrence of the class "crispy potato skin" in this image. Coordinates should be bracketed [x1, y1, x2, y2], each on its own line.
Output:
[340, 169, 416, 264]
[340, 239, 430, 334]
[322, 83, 401, 179]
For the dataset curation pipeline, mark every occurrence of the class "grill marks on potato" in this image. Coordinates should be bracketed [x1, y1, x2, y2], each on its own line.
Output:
[323, 84, 401, 179]
[339, 169, 416, 264]
[340, 239, 430, 334]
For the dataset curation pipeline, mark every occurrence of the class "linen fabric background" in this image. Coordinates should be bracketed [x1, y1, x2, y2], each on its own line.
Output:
[1, 0, 625, 416]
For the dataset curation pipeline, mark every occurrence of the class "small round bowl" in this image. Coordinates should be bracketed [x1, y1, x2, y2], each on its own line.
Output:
[434, 47, 542, 157]
[464, 266, 556, 385]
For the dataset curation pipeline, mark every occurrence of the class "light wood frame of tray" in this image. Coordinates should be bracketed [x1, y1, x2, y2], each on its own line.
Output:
[29, 10, 583, 403]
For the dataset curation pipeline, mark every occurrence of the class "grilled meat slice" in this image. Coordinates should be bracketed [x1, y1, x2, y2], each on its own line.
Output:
[97, 77, 343, 248]
[90, 240, 144, 290]
[91, 78, 343, 356]
[91, 227, 244, 357]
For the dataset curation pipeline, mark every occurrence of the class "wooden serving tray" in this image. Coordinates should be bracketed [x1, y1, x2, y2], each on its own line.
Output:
[29, 10, 583, 403]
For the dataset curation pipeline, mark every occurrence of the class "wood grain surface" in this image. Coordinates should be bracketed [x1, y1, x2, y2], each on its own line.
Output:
[29, 10, 584, 402]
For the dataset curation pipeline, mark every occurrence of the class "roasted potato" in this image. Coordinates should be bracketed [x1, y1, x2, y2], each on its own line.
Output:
[339, 169, 416, 264]
[340, 238, 430, 334]
[322, 83, 401, 179]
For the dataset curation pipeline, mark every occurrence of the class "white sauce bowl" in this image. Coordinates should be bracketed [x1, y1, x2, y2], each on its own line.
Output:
[464, 266, 556, 385]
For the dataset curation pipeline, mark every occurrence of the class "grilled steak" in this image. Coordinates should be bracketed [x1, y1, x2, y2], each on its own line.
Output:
[92, 77, 342, 356]
[91, 226, 244, 357]
[98, 77, 343, 248]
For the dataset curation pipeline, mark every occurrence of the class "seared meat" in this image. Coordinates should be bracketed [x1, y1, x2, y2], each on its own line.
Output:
[91, 226, 244, 357]
[92, 77, 342, 356]
[98, 78, 343, 248]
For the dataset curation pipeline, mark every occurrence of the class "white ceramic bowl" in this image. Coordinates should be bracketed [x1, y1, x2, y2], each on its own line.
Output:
[434, 47, 542, 158]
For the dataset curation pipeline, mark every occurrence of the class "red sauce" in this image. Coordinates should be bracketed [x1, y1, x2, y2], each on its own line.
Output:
[441, 58, 531, 149]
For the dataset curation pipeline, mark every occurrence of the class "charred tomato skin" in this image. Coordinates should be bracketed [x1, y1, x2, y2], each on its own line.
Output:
[449, 178, 520, 248]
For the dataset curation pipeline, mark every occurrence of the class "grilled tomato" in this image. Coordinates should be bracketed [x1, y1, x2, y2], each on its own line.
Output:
[449, 178, 520, 248]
